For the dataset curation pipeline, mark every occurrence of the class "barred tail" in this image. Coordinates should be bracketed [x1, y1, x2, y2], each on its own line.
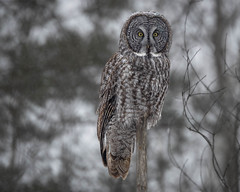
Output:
[101, 137, 135, 180]
[100, 121, 136, 180]
[107, 153, 131, 180]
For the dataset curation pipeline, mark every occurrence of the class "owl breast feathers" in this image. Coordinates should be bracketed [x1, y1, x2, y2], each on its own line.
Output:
[97, 11, 172, 180]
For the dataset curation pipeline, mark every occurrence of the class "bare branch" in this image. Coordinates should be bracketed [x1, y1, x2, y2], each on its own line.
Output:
[167, 128, 204, 192]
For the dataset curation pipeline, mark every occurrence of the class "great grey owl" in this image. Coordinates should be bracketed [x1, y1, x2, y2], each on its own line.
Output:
[97, 11, 172, 180]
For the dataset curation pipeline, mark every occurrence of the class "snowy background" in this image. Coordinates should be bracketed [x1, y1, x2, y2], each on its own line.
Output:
[0, 0, 239, 192]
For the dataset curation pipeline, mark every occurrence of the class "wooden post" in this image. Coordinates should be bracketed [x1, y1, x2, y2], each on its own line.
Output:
[136, 114, 148, 192]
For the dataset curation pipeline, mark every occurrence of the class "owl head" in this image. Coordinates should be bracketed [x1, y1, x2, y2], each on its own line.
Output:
[119, 11, 172, 57]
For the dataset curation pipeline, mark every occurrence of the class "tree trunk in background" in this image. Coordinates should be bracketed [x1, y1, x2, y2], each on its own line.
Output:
[212, 0, 239, 191]
[230, 107, 240, 192]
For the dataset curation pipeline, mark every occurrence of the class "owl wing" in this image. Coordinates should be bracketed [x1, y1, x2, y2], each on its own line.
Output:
[97, 53, 120, 166]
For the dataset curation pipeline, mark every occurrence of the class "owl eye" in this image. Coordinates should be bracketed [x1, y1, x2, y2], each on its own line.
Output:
[153, 32, 159, 37]
[137, 32, 144, 37]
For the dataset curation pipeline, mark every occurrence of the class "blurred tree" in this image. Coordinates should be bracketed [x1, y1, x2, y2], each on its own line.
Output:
[0, 0, 112, 191]
[0, 0, 129, 191]
[0, 1, 61, 191]
[0, 0, 239, 191]
[181, 0, 240, 191]
[211, 0, 239, 191]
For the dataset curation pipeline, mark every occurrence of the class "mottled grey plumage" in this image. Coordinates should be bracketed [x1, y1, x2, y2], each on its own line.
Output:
[97, 11, 172, 179]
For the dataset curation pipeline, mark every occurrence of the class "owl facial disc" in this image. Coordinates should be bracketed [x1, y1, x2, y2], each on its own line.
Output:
[123, 12, 171, 57]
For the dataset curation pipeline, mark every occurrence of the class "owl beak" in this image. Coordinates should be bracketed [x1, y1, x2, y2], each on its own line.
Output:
[146, 44, 151, 53]
[146, 44, 151, 58]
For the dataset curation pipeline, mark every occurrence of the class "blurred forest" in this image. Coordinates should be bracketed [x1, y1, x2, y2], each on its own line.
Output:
[0, 0, 239, 192]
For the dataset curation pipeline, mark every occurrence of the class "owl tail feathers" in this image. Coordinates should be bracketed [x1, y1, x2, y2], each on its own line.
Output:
[107, 153, 131, 180]
[100, 132, 135, 180]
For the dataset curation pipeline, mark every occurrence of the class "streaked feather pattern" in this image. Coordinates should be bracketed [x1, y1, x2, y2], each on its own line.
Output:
[97, 11, 172, 179]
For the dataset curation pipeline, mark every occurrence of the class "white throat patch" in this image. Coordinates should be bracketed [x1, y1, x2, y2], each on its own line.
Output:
[133, 52, 161, 57]
[150, 52, 162, 57]
[133, 52, 147, 57]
